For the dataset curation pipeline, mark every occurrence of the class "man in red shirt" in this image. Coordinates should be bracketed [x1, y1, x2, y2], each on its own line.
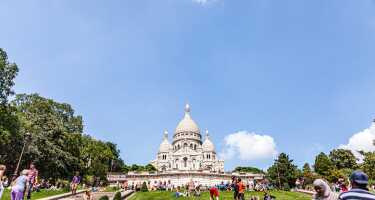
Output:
[209, 186, 220, 200]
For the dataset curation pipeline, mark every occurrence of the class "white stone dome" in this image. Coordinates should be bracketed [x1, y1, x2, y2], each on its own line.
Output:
[159, 131, 172, 152]
[175, 104, 200, 134]
[202, 130, 215, 152]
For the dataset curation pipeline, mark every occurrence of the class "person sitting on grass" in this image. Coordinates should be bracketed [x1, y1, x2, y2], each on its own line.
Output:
[209, 186, 220, 200]
[83, 190, 93, 200]
[313, 179, 338, 200]
[175, 186, 185, 198]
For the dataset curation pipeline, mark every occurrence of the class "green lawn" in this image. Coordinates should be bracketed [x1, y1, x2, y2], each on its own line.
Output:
[1, 188, 68, 200]
[128, 191, 311, 200]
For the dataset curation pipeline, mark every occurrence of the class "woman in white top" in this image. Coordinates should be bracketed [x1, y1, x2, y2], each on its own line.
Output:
[313, 179, 338, 200]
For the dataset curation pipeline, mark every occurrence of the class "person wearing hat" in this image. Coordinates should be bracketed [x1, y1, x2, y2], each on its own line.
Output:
[338, 170, 375, 200]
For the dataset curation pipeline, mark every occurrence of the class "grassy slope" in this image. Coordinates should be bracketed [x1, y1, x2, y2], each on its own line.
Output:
[128, 191, 311, 200]
[1, 189, 67, 200]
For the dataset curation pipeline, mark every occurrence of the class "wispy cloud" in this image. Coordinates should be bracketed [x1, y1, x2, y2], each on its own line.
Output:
[192, 0, 216, 5]
[220, 131, 277, 161]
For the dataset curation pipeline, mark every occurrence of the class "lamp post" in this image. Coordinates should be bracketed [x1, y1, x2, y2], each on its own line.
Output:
[13, 132, 31, 179]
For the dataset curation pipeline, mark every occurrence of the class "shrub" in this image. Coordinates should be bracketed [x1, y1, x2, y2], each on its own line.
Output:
[98, 195, 109, 200]
[113, 191, 122, 200]
[282, 182, 290, 191]
[140, 181, 148, 192]
[83, 175, 94, 186]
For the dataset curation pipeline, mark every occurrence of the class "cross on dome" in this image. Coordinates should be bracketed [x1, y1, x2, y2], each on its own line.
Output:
[185, 103, 190, 113]
[164, 130, 168, 139]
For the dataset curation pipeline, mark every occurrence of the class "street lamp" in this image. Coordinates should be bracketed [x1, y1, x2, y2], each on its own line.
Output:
[13, 132, 32, 179]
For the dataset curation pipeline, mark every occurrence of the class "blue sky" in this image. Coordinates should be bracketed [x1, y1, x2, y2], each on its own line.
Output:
[1, 0, 375, 170]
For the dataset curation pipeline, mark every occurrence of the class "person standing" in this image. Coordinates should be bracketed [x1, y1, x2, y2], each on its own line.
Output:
[231, 176, 239, 200]
[26, 163, 38, 200]
[11, 170, 28, 200]
[0, 165, 6, 199]
[71, 172, 81, 195]
[338, 171, 375, 200]
[237, 178, 245, 200]
[312, 179, 338, 200]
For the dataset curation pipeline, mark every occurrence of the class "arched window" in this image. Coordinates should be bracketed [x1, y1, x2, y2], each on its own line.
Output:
[184, 143, 188, 148]
[183, 157, 188, 168]
[178, 144, 180, 149]
[194, 144, 197, 150]
[190, 144, 193, 149]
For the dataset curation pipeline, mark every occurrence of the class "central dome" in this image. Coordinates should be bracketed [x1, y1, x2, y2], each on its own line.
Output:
[175, 104, 200, 134]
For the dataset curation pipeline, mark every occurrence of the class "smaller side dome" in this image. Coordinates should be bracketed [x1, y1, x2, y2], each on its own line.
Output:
[202, 130, 215, 152]
[159, 130, 172, 152]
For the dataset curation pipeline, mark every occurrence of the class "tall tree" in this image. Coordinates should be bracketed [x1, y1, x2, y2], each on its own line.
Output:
[302, 163, 314, 185]
[267, 153, 299, 190]
[329, 149, 357, 170]
[314, 152, 335, 178]
[362, 152, 375, 180]
[0, 48, 21, 171]
[0, 48, 19, 105]
[11, 93, 84, 179]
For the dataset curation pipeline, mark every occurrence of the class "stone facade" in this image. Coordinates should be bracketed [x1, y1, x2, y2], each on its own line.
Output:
[107, 104, 264, 186]
[150, 104, 224, 173]
[107, 171, 264, 187]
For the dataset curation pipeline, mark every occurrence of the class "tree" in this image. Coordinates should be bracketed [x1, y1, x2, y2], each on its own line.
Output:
[0, 49, 125, 181]
[80, 135, 116, 179]
[0, 48, 19, 105]
[0, 48, 21, 173]
[11, 94, 84, 179]
[113, 191, 122, 200]
[141, 182, 148, 192]
[362, 152, 375, 180]
[314, 152, 335, 178]
[106, 142, 125, 172]
[144, 164, 157, 172]
[329, 149, 357, 170]
[302, 163, 312, 176]
[302, 163, 314, 185]
[267, 153, 299, 190]
[234, 166, 264, 174]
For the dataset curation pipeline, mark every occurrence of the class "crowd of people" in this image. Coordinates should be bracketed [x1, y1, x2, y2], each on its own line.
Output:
[2, 161, 375, 200]
[312, 171, 375, 200]
[0, 162, 86, 200]
[0, 163, 40, 200]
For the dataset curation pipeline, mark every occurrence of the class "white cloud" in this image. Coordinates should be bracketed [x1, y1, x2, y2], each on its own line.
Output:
[192, 0, 215, 5]
[339, 122, 375, 159]
[221, 131, 277, 161]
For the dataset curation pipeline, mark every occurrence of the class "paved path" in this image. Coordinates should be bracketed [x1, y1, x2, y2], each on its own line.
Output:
[58, 192, 116, 200]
